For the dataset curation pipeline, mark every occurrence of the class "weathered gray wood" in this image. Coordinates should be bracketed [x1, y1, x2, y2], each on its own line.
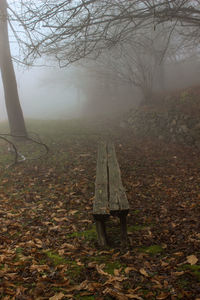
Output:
[93, 141, 109, 216]
[95, 219, 107, 246]
[93, 141, 129, 246]
[107, 142, 129, 213]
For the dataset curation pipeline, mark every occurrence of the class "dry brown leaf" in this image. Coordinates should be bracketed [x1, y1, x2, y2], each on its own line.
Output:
[61, 243, 76, 250]
[68, 210, 78, 215]
[103, 287, 129, 300]
[187, 254, 198, 265]
[49, 292, 65, 300]
[96, 265, 110, 277]
[126, 295, 143, 300]
[139, 268, 149, 277]
[161, 261, 169, 267]
[174, 252, 184, 256]
[114, 269, 120, 276]
[125, 267, 137, 274]
[156, 292, 170, 299]
[30, 264, 49, 272]
[53, 217, 67, 222]
[172, 271, 184, 276]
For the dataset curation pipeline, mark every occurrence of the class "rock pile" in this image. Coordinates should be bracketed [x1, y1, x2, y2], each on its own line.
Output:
[122, 94, 200, 149]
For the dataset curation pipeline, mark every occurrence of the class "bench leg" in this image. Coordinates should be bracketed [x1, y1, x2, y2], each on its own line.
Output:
[119, 214, 128, 246]
[95, 219, 107, 246]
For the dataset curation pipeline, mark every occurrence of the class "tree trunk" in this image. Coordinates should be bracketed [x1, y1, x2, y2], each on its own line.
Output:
[0, 0, 27, 137]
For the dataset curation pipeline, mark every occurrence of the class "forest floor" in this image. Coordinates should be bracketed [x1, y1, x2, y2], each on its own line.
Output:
[0, 119, 199, 300]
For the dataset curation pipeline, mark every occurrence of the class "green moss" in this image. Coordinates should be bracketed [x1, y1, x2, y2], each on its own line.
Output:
[139, 245, 163, 255]
[104, 261, 124, 275]
[65, 260, 84, 283]
[180, 264, 200, 281]
[128, 224, 146, 232]
[75, 296, 95, 300]
[177, 278, 190, 288]
[15, 247, 24, 254]
[90, 255, 108, 263]
[67, 225, 97, 241]
[87, 254, 126, 275]
[133, 209, 140, 214]
[45, 251, 67, 266]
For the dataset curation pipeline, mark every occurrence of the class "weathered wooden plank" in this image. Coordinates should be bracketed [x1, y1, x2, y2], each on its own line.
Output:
[107, 142, 129, 212]
[93, 141, 109, 216]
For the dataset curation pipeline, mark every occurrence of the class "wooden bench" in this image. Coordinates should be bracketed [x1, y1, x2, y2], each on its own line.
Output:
[93, 141, 129, 246]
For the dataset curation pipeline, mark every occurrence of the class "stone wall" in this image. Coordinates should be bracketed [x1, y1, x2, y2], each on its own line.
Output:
[122, 96, 200, 149]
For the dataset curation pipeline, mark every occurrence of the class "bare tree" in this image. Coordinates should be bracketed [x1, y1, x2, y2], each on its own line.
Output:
[0, 0, 27, 137]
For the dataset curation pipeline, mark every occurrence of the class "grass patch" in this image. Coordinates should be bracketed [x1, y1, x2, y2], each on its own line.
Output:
[67, 225, 97, 241]
[45, 251, 67, 266]
[15, 247, 24, 254]
[65, 260, 85, 283]
[87, 254, 126, 275]
[138, 245, 163, 255]
[43, 250, 85, 282]
[104, 261, 124, 275]
[180, 264, 200, 281]
[133, 209, 140, 214]
[75, 295, 95, 300]
[128, 224, 147, 232]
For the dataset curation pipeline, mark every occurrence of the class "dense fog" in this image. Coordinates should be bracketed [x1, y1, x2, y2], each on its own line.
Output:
[1, 0, 200, 123]
[1, 57, 200, 122]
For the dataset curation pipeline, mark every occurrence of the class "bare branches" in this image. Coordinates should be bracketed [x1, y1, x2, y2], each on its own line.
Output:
[8, 0, 199, 66]
[0, 132, 49, 167]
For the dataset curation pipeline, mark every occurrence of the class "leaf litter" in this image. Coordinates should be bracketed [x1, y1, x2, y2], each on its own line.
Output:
[0, 119, 199, 299]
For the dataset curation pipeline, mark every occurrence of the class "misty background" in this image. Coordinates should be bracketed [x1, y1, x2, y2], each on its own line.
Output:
[1, 57, 200, 122]
[1, 0, 200, 123]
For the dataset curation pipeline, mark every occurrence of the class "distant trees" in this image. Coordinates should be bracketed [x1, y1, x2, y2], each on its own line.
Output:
[0, 0, 27, 136]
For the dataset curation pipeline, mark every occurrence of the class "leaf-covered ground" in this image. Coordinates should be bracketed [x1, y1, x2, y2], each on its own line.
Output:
[0, 119, 199, 300]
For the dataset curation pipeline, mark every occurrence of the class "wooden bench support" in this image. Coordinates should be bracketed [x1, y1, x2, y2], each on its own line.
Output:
[95, 217, 108, 247]
[119, 212, 128, 246]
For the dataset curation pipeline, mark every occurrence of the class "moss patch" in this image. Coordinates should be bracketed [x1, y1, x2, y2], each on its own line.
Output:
[88, 254, 126, 275]
[65, 260, 85, 283]
[15, 247, 24, 254]
[128, 224, 147, 232]
[180, 264, 200, 281]
[75, 295, 95, 300]
[104, 261, 124, 275]
[67, 225, 97, 241]
[139, 245, 163, 255]
[45, 251, 67, 266]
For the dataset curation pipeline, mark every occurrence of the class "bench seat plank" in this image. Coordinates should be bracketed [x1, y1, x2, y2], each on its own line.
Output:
[93, 141, 109, 216]
[107, 142, 129, 213]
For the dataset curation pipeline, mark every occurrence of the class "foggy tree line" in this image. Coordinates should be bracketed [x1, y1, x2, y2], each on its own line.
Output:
[1, 0, 200, 134]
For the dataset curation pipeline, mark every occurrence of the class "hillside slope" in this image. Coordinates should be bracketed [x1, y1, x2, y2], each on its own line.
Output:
[123, 86, 200, 149]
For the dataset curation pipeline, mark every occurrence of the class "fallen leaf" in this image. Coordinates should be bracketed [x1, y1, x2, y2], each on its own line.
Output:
[126, 294, 143, 300]
[187, 255, 198, 265]
[139, 268, 149, 277]
[49, 292, 65, 300]
[172, 271, 184, 276]
[156, 292, 169, 299]
[114, 269, 120, 276]
[103, 287, 129, 300]
[125, 267, 137, 274]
